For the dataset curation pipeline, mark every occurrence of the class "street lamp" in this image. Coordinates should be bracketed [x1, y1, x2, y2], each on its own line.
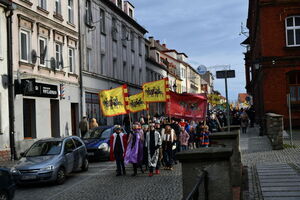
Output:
[173, 83, 177, 92]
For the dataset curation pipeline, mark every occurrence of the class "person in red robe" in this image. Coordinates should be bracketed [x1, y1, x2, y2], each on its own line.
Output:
[110, 125, 128, 176]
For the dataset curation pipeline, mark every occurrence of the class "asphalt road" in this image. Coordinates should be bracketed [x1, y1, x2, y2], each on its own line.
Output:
[14, 161, 182, 200]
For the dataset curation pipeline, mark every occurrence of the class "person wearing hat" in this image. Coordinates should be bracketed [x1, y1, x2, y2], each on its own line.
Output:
[110, 125, 128, 176]
[161, 124, 176, 170]
[125, 124, 144, 176]
[145, 123, 162, 177]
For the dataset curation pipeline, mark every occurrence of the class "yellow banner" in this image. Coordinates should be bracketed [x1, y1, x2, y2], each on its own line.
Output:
[99, 85, 128, 117]
[128, 92, 148, 113]
[143, 78, 168, 102]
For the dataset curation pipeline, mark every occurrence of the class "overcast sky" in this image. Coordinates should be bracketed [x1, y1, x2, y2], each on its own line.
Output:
[130, 0, 248, 101]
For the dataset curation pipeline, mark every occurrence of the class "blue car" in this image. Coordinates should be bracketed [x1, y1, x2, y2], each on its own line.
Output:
[0, 167, 15, 200]
[83, 125, 127, 160]
[11, 136, 89, 185]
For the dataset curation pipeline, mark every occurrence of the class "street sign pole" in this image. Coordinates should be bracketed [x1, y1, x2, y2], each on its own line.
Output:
[225, 72, 230, 133]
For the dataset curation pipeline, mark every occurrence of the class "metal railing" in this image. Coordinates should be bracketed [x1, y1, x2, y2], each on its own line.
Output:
[185, 170, 208, 200]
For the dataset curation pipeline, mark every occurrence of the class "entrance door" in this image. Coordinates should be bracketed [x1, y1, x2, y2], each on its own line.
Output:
[23, 99, 36, 139]
[71, 103, 78, 136]
[51, 99, 60, 138]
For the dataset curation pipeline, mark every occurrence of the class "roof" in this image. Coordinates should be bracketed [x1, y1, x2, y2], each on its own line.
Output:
[241, 37, 250, 45]
[162, 50, 188, 58]
[102, 0, 147, 34]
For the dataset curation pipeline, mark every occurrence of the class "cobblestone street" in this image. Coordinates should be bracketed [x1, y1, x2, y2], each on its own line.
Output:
[241, 126, 300, 200]
[12, 162, 182, 200]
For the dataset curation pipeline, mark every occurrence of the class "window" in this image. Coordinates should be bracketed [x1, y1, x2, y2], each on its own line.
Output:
[73, 138, 83, 148]
[123, 61, 127, 81]
[39, 0, 47, 10]
[100, 9, 105, 33]
[101, 53, 105, 73]
[286, 16, 300, 47]
[130, 31, 135, 51]
[85, 0, 93, 26]
[64, 139, 76, 153]
[112, 17, 117, 41]
[85, 92, 106, 125]
[138, 37, 142, 55]
[86, 48, 91, 71]
[132, 65, 135, 83]
[288, 71, 300, 102]
[68, 0, 74, 24]
[20, 30, 30, 62]
[145, 45, 149, 57]
[113, 58, 117, 78]
[156, 52, 160, 63]
[129, 8, 133, 18]
[69, 48, 74, 73]
[55, 0, 61, 15]
[122, 24, 127, 46]
[39, 37, 47, 66]
[117, 0, 122, 9]
[55, 43, 62, 69]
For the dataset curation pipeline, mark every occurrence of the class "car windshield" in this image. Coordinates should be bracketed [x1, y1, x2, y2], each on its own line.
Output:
[25, 141, 62, 157]
[83, 128, 106, 139]
[100, 129, 112, 139]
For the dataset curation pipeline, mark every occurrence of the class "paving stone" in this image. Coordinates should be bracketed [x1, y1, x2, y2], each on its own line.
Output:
[260, 182, 300, 187]
[261, 186, 300, 192]
[264, 197, 300, 200]
[262, 191, 300, 197]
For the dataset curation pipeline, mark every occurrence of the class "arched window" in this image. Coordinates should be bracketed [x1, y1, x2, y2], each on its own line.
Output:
[287, 71, 300, 102]
[286, 16, 300, 47]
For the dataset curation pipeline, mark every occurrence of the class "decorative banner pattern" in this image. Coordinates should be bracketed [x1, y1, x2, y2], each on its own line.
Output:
[128, 92, 148, 113]
[99, 85, 129, 117]
[143, 78, 169, 103]
[166, 91, 207, 120]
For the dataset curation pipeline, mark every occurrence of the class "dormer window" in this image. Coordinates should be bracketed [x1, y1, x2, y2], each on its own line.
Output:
[286, 16, 300, 47]
[117, 0, 123, 9]
[129, 8, 133, 18]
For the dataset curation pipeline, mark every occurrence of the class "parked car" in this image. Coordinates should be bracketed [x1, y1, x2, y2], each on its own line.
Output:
[83, 125, 127, 160]
[0, 167, 15, 200]
[11, 136, 88, 185]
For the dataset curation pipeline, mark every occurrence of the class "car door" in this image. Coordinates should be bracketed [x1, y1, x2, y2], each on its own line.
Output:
[73, 137, 85, 169]
[64, 139, 76, 173]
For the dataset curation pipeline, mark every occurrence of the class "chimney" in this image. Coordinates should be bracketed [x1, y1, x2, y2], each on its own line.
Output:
[162, 44, 166, 48]
[156, 40, 160, 44]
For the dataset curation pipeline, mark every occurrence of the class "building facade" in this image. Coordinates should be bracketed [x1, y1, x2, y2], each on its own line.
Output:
[0, 0, 12, 161]
[244, 0, 300, 127]
[80, 0, 147, 125]
[12, 0, 81, 153]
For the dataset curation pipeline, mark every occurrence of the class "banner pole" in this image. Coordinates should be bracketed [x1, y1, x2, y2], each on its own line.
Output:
[147, 109, 150, 124]
[128, 112, 132, 128]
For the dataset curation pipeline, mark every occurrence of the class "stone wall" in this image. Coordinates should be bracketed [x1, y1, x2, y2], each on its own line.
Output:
[265, 113, 283, 150]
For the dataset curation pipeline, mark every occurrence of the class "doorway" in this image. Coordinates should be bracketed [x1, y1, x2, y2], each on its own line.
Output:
[51, 99, 60, 138]
[71, 103, 78, 136]
[23, 99, 36, 139]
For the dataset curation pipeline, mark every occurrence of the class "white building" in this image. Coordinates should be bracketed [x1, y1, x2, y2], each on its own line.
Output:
[0, 0, 12, 161]
[80, 0, 147, 125]
[12, 0, 81, 153]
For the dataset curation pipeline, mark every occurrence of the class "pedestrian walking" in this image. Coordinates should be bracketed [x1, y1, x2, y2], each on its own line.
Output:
[240, 108, 249, 134]
[161, 125, 176, 170]
[89, 118, 99, 129]
[200, 125, 210, 147]
[79, 116, 89, 138]
[145, 123, 162, 177]
[179, 126, 190, 151]
[125, 124, 144, 176]
[110, 125, 128, 176]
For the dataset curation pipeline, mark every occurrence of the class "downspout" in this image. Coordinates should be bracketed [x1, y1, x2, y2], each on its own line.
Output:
[78, 0, 83, 120]
[5, 4, 16, 160]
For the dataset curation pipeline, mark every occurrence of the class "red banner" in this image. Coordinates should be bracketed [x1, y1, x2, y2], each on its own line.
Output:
[166, 91, 207, 121]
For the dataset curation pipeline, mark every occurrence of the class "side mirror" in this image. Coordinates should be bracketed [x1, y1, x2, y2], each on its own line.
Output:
[20, 152, 25, 157]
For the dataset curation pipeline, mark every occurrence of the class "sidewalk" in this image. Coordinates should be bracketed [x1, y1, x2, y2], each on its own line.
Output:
[241, 126, 300, 200]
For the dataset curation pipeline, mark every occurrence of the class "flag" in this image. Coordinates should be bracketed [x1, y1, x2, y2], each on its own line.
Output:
[99, 85, 129, 117]
[128, 92, 148, 113]
[166, 91, 207, 120]
[143, 78, 169, 103]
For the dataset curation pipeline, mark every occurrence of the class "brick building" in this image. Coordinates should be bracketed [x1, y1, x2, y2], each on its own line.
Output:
[244, 0, 300, 127]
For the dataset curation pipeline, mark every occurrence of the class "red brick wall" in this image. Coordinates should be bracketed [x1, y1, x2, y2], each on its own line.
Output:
[0, 150, 11, 162]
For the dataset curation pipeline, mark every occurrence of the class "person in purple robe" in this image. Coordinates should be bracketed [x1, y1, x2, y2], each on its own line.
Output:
[125, 123, 144, 176]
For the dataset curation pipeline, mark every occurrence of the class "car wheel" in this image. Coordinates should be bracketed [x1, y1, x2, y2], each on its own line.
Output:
[0, 191, 8, 200]
[56, 167, 66, 185]
[81, 157, 89, 171]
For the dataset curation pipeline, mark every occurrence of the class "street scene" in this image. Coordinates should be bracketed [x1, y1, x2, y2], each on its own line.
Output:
[1, 0, 300, 200]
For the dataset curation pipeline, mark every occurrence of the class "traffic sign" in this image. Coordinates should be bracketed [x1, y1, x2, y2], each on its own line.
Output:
[197, 65, 207, 75]
[216, 70, 235, 79]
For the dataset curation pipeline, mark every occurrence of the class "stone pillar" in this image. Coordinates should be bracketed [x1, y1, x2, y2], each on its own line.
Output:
[210, 131, 242, 188]
[177, 147, 233, 200]
[265, 113, 283, 150]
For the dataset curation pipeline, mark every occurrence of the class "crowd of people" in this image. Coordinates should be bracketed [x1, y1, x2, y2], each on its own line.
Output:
[79, 106, 255, 177]
[110, 117, 211, 177]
